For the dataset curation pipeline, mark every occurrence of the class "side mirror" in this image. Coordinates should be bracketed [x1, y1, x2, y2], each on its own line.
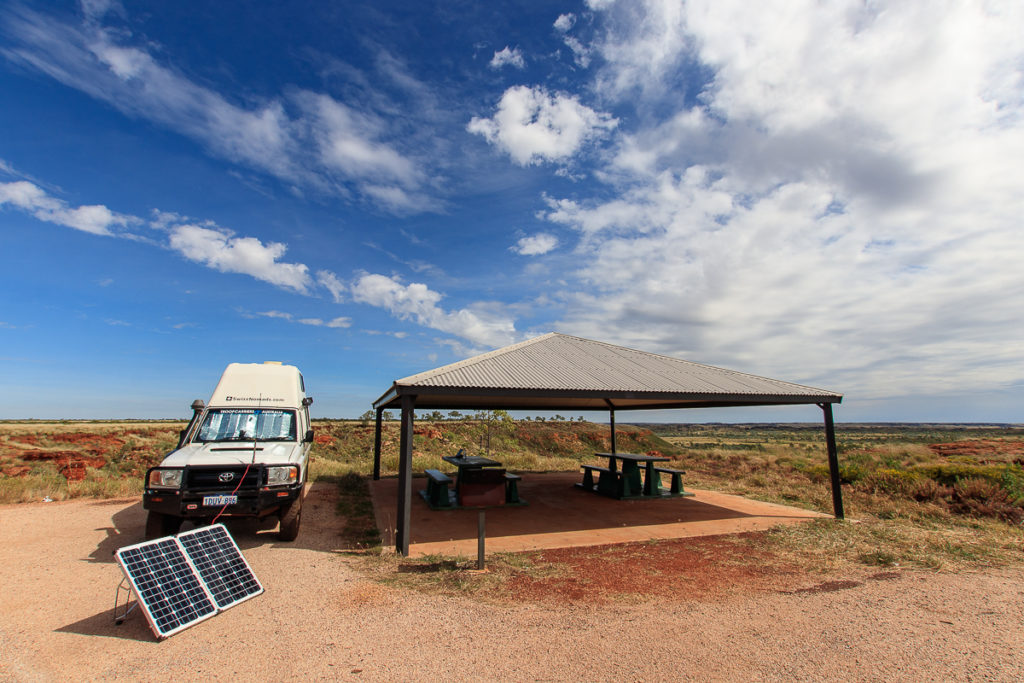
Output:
[302, 397, 313, 407]
[304, 429, 315, 443]
[179, 429, 187, 441]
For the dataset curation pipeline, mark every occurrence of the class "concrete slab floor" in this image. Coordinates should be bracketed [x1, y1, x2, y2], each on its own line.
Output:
[369, 472, 832, 558]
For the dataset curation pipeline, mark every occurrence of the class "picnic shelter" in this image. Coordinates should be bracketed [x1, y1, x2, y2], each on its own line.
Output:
[371, 332, 844, 556]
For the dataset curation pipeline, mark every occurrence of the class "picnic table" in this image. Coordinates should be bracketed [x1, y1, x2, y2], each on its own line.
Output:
[442, 454, 502, 470]
[431, 452, 523, 507]
[578, 452, 691, 499]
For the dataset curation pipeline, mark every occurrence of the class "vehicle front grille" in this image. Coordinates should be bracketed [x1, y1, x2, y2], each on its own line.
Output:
[186, 466, 262, 492]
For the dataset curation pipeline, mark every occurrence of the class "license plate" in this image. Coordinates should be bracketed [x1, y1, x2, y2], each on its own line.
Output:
[203, 495, 238, 506]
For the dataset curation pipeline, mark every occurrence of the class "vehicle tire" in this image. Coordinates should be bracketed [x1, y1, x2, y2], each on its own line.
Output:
[145, 511, 182, 540]
[278, 493, 303, 542]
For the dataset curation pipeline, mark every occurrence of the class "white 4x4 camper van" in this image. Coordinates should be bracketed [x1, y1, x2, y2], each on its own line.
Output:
[143, 362, 313, 541]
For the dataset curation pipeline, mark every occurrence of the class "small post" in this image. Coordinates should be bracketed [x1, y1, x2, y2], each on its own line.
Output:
[820, 402, 845, 520]
[477, 510, 486, 570]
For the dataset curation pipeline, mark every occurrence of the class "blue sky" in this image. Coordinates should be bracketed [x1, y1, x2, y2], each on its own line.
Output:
[1, 0, 1022, 422]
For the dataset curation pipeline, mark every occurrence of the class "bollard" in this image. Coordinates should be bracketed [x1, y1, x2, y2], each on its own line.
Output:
[477, 510, 485, 570]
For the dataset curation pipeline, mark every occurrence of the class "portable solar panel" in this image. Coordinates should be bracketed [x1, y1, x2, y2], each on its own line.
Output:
[115, 524, 262, 640]
[115, 538, 218, 639]
[177, 524, 263, 609]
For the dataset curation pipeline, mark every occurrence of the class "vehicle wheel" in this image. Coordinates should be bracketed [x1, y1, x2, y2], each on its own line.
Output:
[145, 511, 182, 540]
[278, 493, 303, 542]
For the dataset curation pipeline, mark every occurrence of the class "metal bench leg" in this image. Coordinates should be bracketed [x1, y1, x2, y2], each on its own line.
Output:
[644, 466, 662, 496]
[670, 473, 682, 494]
[505, 478, 520, 504]
[582, 469, 595, 489]
[598, 470, 617, 497]
[427, 479, 452, 507]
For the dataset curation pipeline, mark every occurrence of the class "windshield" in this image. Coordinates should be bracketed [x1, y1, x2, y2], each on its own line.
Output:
[195, 409, 297, 443]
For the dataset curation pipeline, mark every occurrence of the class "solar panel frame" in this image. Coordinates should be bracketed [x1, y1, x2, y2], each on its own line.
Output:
[115, 538, 218, 639]
[177, 524, 263, 609]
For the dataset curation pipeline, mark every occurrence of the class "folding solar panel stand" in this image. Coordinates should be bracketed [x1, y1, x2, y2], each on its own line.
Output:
[114, 524, 263, 640]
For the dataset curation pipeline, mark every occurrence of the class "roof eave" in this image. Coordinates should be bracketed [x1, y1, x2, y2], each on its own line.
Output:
[373, 384, 842, 411]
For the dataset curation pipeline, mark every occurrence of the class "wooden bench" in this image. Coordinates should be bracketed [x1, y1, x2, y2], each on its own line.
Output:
[652, 466, 687, 494]
[424, 468, 454, 508]
[504, 472, 522, 504]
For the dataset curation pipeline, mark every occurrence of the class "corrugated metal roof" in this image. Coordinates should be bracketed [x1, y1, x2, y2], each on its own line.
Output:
[378, 333, 840, 408]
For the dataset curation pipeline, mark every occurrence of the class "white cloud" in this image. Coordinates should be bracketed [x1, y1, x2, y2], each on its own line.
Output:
[80, 0, 117, 20]
[168, 225, 312, 293]
[467, 85, 617, 165]
[489, 46, 525, 70]
[512, 233, 559, 256]
[554, 14, 576, 32]
[0, 180, 131, 235]
[537, 0, 1024, 399]
[298, 92, 420, 187]
[316, 270, 346, 303]
[256, 310, 293, 320]
[1, 7, 437, 214]
[562, 36, 592, 68]
[254, 311, 350, 329]
[350, 273, 516, 348]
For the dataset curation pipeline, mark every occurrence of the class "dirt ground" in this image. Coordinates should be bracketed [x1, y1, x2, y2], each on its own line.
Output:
[2, 483, 1023, 682]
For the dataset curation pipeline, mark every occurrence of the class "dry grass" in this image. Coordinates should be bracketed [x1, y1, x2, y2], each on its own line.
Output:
[659, 424, 1024, 571]
[3, 420, 1022, 576]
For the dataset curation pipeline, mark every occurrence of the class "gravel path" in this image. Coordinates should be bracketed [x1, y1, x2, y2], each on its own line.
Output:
[2, 484, 1022, 682]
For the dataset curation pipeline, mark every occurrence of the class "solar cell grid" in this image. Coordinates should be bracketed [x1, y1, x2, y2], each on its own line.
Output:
[116, 539, 216, 638]
[178, 525, 263, 609]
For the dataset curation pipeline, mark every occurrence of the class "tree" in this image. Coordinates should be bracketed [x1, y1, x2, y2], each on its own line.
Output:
[358, 409, 375, 426]
[447, 410, 463, 420]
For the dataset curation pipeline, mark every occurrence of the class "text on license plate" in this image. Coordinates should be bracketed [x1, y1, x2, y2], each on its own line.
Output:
[203, 495, 238, 506]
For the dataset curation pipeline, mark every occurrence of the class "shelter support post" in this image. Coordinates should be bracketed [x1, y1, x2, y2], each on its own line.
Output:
[372, 406, 384, 481]
[396, 395, 416, 555]
[820, 402, 845, 520]
[605, 400, 617, 454]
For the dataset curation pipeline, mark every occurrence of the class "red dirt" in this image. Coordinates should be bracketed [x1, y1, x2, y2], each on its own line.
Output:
[46, 432, 125, 451]
[314, 433, 335, 445]
[1, 466, 31, 477]
[17, 450, 105, 467]
[6, 449, 108, 480]
[413, 427, 443, 439]
[928, 440, 1024, 459]
[504, 533, 805, 605]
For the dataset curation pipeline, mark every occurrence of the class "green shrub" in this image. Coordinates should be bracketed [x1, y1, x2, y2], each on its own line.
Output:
[912, 463, 1008, 487]
[858, 468, 921, 495]
[802, 463, 866, 484]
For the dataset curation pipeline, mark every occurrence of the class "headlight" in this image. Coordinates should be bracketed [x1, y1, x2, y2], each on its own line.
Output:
[266, 465, 298, 486]
[148, 468, 183, 489]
